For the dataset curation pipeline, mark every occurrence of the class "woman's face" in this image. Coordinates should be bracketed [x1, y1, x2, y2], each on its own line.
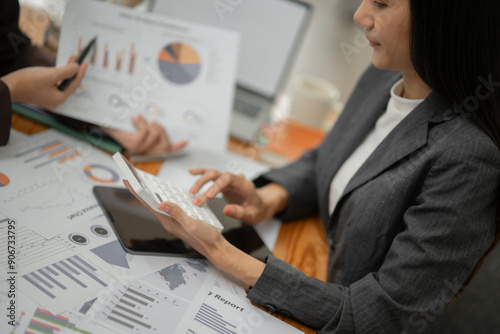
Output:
[354, 0, 412, 73]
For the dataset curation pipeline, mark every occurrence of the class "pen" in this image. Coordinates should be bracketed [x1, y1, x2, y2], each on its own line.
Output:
[58, 36, 97, 91]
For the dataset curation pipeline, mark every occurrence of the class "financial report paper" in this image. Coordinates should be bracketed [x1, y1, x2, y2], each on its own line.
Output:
[55, 0, 240, 152]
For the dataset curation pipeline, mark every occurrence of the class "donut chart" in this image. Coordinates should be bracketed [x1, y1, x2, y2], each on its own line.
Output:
[0, 173, 10, 187]
[84, 164, 119, 184]
[158, 42, 201, 84]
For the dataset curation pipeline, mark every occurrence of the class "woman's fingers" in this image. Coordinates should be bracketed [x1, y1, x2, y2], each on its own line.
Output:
[67, 55, 78, 64]
[139, 120, 163, 153]
[194, 172, 234, 205]
[189, 168, 207, 175]
[223, 204, 260, 223]
[189, 169, 222, 195]
[158, 202, 190, 225]
[124, 180, 185, 232]
[64, 62, 88, 96]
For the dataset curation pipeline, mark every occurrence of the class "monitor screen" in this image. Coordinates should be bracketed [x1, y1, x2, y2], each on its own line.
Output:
[151, 0, 311, 99]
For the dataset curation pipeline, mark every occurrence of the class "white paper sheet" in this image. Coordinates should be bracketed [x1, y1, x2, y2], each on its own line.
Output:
[56, 215, 173, 286]
[188, 272, 304, 333]
[0, 129, 123, 239]
[6, 287, 117, 334]
[77, 258, 219, 334]
[55, 0, 239, 152]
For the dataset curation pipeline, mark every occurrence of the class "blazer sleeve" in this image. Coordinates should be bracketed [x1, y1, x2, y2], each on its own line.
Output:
[247, 139, 500, 333]
[0, 80, 13, 146]
[0, 0, 56, 77]
[254, 147, 320, 222]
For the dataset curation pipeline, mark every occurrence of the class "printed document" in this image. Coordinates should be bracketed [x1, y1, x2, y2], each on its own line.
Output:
[55, 0, 239, 152]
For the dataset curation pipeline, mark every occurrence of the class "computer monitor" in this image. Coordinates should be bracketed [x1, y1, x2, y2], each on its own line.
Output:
[151, 0, 311, 99]
[151, 1, 312, 141]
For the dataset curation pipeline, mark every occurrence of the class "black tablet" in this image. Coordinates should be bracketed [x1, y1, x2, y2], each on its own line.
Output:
[93, 186, 272, 260]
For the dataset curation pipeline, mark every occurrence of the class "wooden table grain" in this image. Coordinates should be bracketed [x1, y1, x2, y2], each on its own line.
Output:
[10, 113, 328, 333]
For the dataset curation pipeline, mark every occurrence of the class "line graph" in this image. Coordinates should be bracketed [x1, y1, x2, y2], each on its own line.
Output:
[0, 226, 72, 271]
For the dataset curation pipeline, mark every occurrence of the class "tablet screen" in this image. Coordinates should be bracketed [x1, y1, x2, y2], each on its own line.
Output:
[93, 186, 271, 260]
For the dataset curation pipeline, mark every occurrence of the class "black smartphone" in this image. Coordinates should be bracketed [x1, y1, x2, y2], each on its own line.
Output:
[93, 186, 272, 260]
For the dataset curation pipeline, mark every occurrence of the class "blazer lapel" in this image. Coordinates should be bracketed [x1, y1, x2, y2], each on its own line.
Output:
[334, 91, 453, 214]
[318, 70, 399, 223]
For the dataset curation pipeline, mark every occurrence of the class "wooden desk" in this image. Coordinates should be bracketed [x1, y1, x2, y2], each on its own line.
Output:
[11, 114, 328, 333]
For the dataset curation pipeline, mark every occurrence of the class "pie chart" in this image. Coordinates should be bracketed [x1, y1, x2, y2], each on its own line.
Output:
[158, 42, 201, 84]
[0, 173, 10, 187]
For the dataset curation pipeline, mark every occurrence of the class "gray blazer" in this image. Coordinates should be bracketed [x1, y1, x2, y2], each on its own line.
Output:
[247, 65, 500, 333]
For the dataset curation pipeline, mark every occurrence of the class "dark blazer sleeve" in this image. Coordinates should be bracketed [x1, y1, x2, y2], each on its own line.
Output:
[248, 138, 500, 333]
[0, 0, 55, 78]
[0, 80, 13, 145]
[254, 147, 321, 221]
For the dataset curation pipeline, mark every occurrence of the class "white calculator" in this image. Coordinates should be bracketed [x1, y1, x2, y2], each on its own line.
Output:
[112, 152, 224, 232]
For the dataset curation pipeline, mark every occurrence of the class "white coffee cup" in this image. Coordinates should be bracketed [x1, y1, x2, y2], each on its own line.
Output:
[289, 75, 341, 129]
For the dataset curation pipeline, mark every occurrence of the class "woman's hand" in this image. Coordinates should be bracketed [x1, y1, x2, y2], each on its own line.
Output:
[188, 169, 289, 224]
[123, 179, 265, 286]
[1, 59, 87, 110]
[103, 114, 188, 155]
[124, 180, 225, 259]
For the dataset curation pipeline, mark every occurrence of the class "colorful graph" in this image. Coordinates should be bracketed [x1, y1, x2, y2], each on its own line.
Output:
[83, 164, 119, 184]
[15, 139, 81, 169]
[25, 307, 91, 334]
[128, 43, 136, 74]
[0, 172, 10, 187]
[158, 42, 201, 84]
[79, 35, 137, 75]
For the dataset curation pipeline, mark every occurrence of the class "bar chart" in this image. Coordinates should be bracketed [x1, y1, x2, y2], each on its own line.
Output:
[15, 139, 81, 170]
[188, 303, 237, 334]
[78, 36, 137, 75]
[25, 307, 91, 334]
[20, 254, 114, 314]
[96, 281, 189, 334]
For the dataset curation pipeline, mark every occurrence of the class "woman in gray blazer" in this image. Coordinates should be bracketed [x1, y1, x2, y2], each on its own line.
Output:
[125, 0, 500, 332]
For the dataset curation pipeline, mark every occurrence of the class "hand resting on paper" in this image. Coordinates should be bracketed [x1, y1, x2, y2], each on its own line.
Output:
[103, 114, 188, 155]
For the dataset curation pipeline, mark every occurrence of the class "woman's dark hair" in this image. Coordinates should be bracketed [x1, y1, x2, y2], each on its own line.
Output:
[409, 0, 500, 150]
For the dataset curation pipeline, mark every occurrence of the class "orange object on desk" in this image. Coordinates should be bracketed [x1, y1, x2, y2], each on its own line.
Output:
[264, 120, 327, 161]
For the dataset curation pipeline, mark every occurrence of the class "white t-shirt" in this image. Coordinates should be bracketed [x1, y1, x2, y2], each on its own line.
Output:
[328, 79, 424, 215]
